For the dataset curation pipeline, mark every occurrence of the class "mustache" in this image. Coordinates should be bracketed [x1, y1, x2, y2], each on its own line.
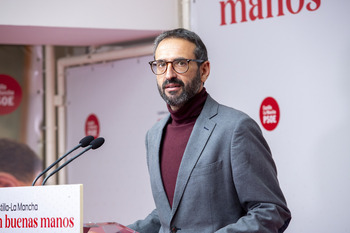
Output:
[162, 78, 184, 89]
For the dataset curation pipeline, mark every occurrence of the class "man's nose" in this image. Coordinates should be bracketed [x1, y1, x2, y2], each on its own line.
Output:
[164, 62, 176, 80]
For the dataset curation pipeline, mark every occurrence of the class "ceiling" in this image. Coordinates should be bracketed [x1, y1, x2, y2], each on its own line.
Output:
[0, 25, 162, 46]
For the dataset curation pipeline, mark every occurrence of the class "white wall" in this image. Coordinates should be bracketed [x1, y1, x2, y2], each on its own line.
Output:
[65, 55, 167, 224]
[191, 1, 350, 232]
[46, 0, 350, 231]
[0, 0, 178, 30]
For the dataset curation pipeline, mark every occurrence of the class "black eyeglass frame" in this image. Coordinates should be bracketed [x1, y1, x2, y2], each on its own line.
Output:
[148, 59, 206, 75]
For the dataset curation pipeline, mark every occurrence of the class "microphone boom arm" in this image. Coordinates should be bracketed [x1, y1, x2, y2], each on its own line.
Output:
[32, 144, 81, 186]
[42, 146, 92, 185]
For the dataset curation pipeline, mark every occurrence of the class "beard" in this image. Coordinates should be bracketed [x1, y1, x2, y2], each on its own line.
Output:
[157, 69, 202, 108]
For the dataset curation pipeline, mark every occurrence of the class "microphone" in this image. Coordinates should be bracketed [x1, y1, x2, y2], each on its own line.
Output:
[32, 135, 94, 186]
[42, 137, 105, 185]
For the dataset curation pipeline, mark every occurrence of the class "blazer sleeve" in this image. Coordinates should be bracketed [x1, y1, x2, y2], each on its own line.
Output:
[216, 116, 291, 233]
[127, 209, 161, 233]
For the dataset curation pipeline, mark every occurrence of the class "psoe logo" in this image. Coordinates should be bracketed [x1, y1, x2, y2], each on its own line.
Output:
[220, 0, 321, 25]
[0, 74, 22, 115]
[259, 97, 280, 131]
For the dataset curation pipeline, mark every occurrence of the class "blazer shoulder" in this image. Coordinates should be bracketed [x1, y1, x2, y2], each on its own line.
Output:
[204, 95, 252, 122]
[203, 95, 263, 134]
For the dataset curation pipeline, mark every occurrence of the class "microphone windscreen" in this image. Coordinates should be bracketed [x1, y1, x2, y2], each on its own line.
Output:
[79, 135, 95, 147]
[91, 137, 105, 149]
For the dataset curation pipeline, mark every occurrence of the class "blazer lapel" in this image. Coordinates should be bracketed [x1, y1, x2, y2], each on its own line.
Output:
[170, 95, 219, 218]
[148, 115, 173, 218]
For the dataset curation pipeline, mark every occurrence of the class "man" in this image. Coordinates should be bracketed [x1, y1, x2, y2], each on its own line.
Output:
[0, 138, 42, 187]
[129, 28, 291, 233]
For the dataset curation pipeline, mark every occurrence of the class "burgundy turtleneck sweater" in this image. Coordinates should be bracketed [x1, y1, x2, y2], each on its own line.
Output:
[160, 88, 208, 207]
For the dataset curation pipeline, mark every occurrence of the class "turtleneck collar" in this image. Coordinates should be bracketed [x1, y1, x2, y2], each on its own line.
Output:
[167, 87, 208, 125]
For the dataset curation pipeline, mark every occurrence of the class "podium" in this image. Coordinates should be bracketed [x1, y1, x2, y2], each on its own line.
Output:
[0, 185, 137, 233]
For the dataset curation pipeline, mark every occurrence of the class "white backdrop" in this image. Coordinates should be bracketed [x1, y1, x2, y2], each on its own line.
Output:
[191, 0, 350, 232]
[65, 55, 167, 225]
[63, 1, 350, 231]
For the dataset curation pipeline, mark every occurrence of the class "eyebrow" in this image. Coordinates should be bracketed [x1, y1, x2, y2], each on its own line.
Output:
[155, 57, 189, 62]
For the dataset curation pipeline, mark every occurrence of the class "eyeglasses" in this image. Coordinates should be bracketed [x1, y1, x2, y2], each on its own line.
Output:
[149, 58, 205, 75]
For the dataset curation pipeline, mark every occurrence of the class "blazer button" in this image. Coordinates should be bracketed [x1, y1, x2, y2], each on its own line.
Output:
[170, 226, 181, 232]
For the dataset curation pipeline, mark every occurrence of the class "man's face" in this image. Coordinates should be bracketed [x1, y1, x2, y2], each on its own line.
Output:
[155, 38, 206, 110]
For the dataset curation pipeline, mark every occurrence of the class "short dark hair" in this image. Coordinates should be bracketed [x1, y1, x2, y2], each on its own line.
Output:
[153, 28, 208, 61]
[0, 138, 42, 183]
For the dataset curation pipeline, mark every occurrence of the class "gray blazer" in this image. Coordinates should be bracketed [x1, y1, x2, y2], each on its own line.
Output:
[129, 95, 291, 233]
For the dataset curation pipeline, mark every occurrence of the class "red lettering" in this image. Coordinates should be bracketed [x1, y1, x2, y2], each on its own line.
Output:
[69, 217, 75, 228]
[24, 217, 39, 228]
[286, 0, 304, 14]
[63, 217, 68, 228]
[56, 217, 63, 227]
[33, 218, 38, 228]
[16, 218, 22, 228]
[306, 0, 321, 11]
[40, 216, 75, 228]
[220, 0, 321, 25]
[266, 0, 273, 18]
[249, 0, 263, 21]
[50, 217, 56, 227]
[5, 215, 16, 228]
[277, 0, 285, 16]
[4, 216, 38, 229]
[21, 218, 27, 227]
[220, 0, 248, 25]
[41, 217, 50, 228]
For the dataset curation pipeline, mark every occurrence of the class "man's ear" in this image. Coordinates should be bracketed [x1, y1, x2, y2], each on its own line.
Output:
[200, 61, 210, 84]
[0, 172, 20, 187]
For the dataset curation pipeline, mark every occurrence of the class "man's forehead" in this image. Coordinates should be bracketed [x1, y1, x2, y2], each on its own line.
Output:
[155, 38, 196, 59]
